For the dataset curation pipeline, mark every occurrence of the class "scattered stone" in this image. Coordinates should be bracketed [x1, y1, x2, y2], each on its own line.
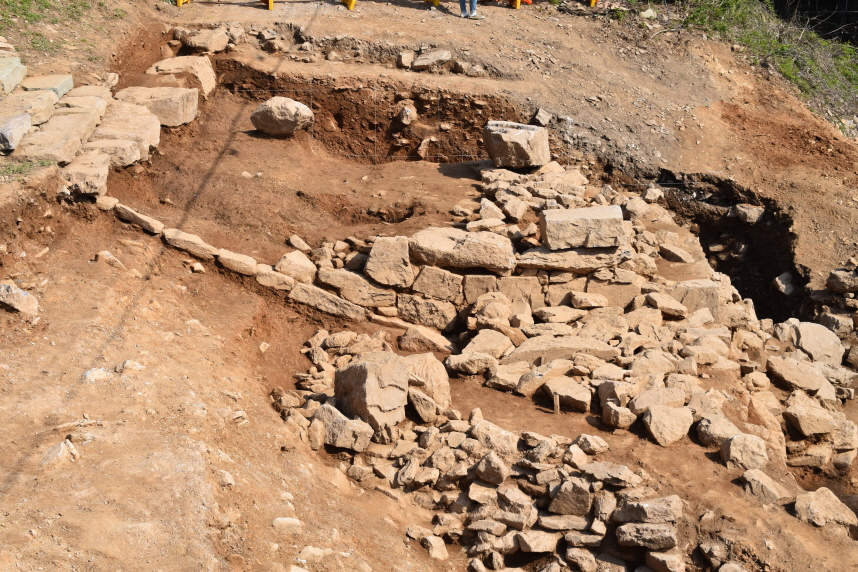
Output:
[163, 229, 219, 260]
[145, 56, 217, 97]
[256, 265, 294, 291]
[411, 50, 451, 70]
[615, 523, 677, 550]
[696, 414, 741, 447]
[398, 325, 453, 354]
[272, 517, 303, 535]
[312, 404, 373, 451]
[409, 227, 516, 275]
[365, 236, 415, 287]
[613, 495, 683, 524]
[783, 405, 837, 437]
[794, 321, 845, 366]
[734, 204, 764, 223]
[21, 74, 73, 97]
[289, 283, 366, 321]
[0, 284, 38, 315]
[114, 204, 164, 235]
[275, 251, 317, 284]
[216, 249, 257, 275]
[516, 530, 560, 553]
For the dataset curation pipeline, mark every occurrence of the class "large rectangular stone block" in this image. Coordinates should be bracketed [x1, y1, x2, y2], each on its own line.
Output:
[540, 206, 625, 250]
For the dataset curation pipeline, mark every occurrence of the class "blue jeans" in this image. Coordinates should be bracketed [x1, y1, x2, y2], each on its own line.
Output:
[459, 0, 476, 14]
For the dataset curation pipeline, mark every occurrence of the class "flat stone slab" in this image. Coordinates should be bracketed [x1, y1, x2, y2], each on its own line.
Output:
[21, 74, 73, 98]
[115, 87, 198, 127]
[58, 95, 107, 118]
[16, 110, 100, 164]
[289, 283, 367, 322]
[0, 90, 58, 125]
[83, 139, 140, 167]
[66, 85, 113, 100]
[483, 120, 550, 168]
[91, 101, 160, 160]
[0, 57, 27, 94]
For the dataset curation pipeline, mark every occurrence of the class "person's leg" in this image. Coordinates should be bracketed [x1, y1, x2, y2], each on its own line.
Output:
[470, 0, 477, 14]
[459, 0, 468, 17]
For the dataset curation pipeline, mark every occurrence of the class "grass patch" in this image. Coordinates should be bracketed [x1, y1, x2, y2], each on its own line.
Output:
[673, 0, 858, 126]
[0, 0, 92, 25]
[0, 158, 54, 178]
[29, 31, 60, 52]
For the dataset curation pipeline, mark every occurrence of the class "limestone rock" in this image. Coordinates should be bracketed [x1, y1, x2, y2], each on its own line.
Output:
[646, 293, 688, 319]
[251, 97, 314, 136]
[0, 56, 27, 94]
[516, 246, 631, 274]
[628, 388, 686, 416]
[409, 227, 516, 275]
[470, 420, 520, 462]
[544, 377, 591, 412]
[289, 283, 366, 321]
[408, 387, 439, 423]
[483, 121, 550, 168]
[475, 451, 510, 485]
[616, 523, 677, 550]
[540, 205, 625, 250]
[0, 284, 38, 315]
[721, 434, 768, 470]
[412, 266, 463, 303]
[516, 530, 560, 553]
[0, 111, 29, 150]
[83, 139, 141, 167]
[115, 87, 198, 127]
[215, 249, 257, 275]
[783, 405, 837, 437]
[421, 535, 449, 560]
[365, 236, 414, 287]
[643, 406, 693, 447]
[766, 356, 826, 393]
[794, 487, 858, 527]
[549, 478, 592, 516]
[185, 28, 230, 53]
[581, 462, 642, 487]
[463, 329, 513, 359]
[275, 251, 317, 284]
[446, 352, 498, 375]
[503, 335, 620, 365]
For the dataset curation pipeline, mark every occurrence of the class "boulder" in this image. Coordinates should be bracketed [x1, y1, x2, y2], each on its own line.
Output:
[216, 249, 257, 275]
[250, 97, 314, 136]
[408, 387, 439, 423]
[646, 293, 688, 319]
[827, 269, 858, 293]
[741, 469, 792, 504]
[364, 236, 414, 287]
[420, 535, 449, 560]
[643, 406, 693, 446]
[475, 451, 510, 485]
[516, 530, 560, 553]
[628, 388, 686, 416]
[16, 110, 99, 164]
[581, 462, 642, 487]
[145, 56, 217, 97]
[487, 361, 531, 391]
[483, 121, 550, 168]
[659, 244, 695, 263]
[275, 251, 317, 284]
[515, 359, 574, 397]
[312, 404, 373, 452]
[720, 434, 768, 470]
[398, 326, 453, 354]
[115, 87, 198, 127]
[794, 321, 845, 366]
[540, 205, 625, 250]
[335, 352, 408, 431]
[289, 283, 366, 321]
[316, 268, 396, 308]
[544, 377, 591, 412]
[0, 284, 38, 315]
[409, 227, 516, 275]
[794, 487, 858, 527]
[602, 402, 637, 429]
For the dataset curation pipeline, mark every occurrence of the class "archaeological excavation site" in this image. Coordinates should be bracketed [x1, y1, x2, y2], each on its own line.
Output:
[1, 0, 858, 571]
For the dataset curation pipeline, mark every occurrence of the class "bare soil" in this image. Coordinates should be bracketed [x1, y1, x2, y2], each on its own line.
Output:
[2, 0, 858, 570]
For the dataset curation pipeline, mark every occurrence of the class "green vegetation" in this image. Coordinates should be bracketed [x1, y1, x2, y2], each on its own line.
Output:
[0, 158, 54, 178]
[673, 0, 858, 124]
[0, 0, 91, 26]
